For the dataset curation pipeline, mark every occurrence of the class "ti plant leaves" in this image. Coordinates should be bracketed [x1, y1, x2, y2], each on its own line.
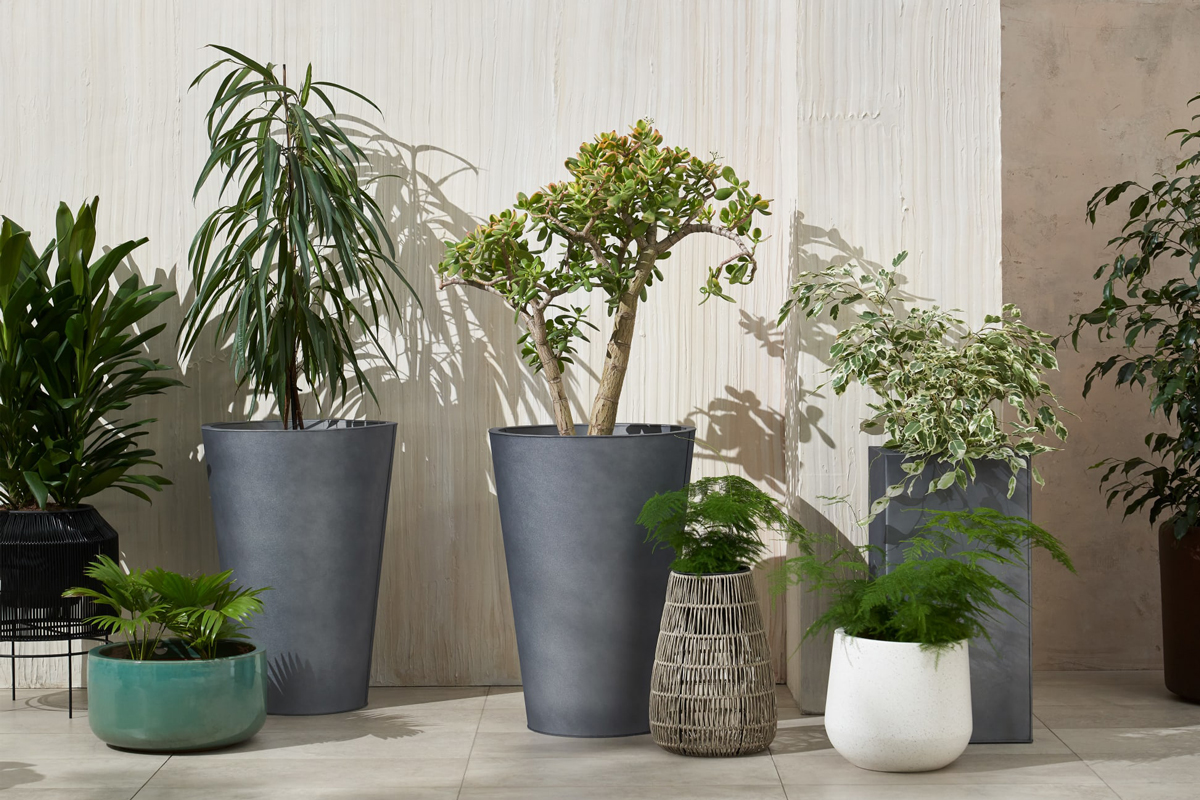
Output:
[1073, 93, 1200, 539]
[0, 200, 180, 509]
[182, 45, 412, 430]
[779, 252, 1069, 520]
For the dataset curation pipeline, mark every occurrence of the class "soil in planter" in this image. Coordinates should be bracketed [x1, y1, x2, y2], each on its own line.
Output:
[103, 641, 254, 661]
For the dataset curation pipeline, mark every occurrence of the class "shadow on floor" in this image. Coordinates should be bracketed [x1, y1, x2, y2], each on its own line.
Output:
[12, 690, 79, 713]
[769, 722, 834, 755]
[0, 762, 41, 790]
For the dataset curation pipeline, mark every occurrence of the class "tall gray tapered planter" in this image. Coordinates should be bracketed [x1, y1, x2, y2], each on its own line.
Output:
[867, 446, 1032, 744]
[490, 423, 695, 738]
[202, 420, 397, 716]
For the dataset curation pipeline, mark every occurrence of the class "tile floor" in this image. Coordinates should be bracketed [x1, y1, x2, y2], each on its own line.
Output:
[2, 671, 1199, 799]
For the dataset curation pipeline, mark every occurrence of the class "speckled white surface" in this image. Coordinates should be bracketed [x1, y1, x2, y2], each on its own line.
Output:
[824, 629, 973, 772]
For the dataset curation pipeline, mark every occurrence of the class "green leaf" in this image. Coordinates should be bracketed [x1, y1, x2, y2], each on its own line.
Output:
[182, 49, 410, 428]
[23, 471, 48, 509]
[934, 470, 958, 492]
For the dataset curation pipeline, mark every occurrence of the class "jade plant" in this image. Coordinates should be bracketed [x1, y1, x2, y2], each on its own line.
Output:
[0, 200, 179, 509]
[778, 252, 1069, 519]
[637, 475, 804, 574]
[64, 555, 269, 660]
[776, 508, 1074, 650]
[182, 46, 411, 429]
[1072, 94, 1200, 538]
[437, 120, 772, 436]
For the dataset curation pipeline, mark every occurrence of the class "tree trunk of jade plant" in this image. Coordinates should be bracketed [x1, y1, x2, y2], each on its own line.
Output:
[587, 253, 657, 437]
[526, 307, 574, 436]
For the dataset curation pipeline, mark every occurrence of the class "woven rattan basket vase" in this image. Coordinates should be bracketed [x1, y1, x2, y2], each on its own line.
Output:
[650, 568, 776, 756]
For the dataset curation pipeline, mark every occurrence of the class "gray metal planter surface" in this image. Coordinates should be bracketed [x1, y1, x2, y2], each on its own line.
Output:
[202, 420, 397, 716]
[868, 446, 1032, 744]
[490, 424, 696, 738]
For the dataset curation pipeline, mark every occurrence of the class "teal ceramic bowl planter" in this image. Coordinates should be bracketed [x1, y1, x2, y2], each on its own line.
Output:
[86, 642, 266, 752]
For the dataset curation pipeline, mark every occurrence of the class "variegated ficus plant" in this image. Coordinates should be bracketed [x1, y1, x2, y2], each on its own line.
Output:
[778, 252, 1070, 520]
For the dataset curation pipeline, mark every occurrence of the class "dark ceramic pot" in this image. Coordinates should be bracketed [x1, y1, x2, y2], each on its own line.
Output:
[1159, 522, 1200, 702]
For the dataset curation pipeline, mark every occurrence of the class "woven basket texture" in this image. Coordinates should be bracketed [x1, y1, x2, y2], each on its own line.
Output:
[650, 569, 776, 756]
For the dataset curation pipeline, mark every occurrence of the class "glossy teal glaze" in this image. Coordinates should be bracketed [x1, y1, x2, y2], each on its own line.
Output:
[86, 641, 266, 752]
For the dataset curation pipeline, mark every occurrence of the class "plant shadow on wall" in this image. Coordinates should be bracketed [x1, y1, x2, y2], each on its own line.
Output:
[321, 117, 546, 426]
[784, 211, 939, 466]
[776, 211, 925, 707]
[106, 256, 241, 574]
[682, 316, 790, 495]
[323, 118, 548, 684]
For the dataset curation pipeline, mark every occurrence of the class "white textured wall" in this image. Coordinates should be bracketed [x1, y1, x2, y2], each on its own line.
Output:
[0, 0, 999, 695]
[783, 0, 1002, 710]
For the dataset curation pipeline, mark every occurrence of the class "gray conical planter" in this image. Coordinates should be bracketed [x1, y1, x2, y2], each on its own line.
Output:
[490, 423, 696, 738]
[202, 420, 397, 716]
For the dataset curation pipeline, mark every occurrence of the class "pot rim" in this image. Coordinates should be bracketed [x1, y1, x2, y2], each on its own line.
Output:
[670, 566, 752, 577]
[834, 627, 968, 650]
[868, 445, 1028, 467]
[202, 420, 395, 433]
[0, 504, 97, 514]
[490, 423, 696, 438]
[90, 640, 263, 664]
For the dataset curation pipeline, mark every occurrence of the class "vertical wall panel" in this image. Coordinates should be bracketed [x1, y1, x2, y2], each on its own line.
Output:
[783, 0, 1002, 710]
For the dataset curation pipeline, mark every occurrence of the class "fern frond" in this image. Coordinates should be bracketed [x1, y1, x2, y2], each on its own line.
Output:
[638, 475, 804, 573]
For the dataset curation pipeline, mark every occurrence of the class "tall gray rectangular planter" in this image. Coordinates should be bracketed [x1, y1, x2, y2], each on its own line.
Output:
[867, 446, 1032, 744]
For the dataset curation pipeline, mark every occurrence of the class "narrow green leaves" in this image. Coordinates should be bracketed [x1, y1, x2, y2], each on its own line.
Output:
[774, 508, 1074, 650]
[183, 46, 410, 427]
[638, 475, 804, 574]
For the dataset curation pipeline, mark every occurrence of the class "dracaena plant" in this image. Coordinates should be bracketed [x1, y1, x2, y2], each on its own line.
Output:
[778, 252, 1069, 519]
[1071, 94, 1200, 539]
[0, 200, 180, 509]
[437, 120, 772, 436]
[775, 508, 1074, 650]
[64, 555, 269, 661]
[638, 475, 804, 574]
[182, 46, 411, 430]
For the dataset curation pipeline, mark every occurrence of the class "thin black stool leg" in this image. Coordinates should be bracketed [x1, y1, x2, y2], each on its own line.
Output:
[10, 641, 14, 702]
[67, 638, 73, 719]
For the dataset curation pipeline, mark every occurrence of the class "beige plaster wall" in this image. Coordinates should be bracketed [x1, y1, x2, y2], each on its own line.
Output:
[1002, 0, 1200, 670]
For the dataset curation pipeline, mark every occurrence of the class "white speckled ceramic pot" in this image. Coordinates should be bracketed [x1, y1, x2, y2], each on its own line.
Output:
[825, 629, 972, 772]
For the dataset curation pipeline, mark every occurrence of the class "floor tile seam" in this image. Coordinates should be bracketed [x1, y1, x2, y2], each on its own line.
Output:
[455, 688, 489, 800]
[127, 754, 170, 799]
[767, 739, 789, 796]
[1041, 710, 1129, 799]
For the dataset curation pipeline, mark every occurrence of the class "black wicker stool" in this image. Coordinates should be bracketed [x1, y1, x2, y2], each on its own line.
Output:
[1, 506, 118, 717]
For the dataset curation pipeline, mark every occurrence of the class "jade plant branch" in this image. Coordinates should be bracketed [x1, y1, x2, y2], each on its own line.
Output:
[438, 120, 770, 436]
